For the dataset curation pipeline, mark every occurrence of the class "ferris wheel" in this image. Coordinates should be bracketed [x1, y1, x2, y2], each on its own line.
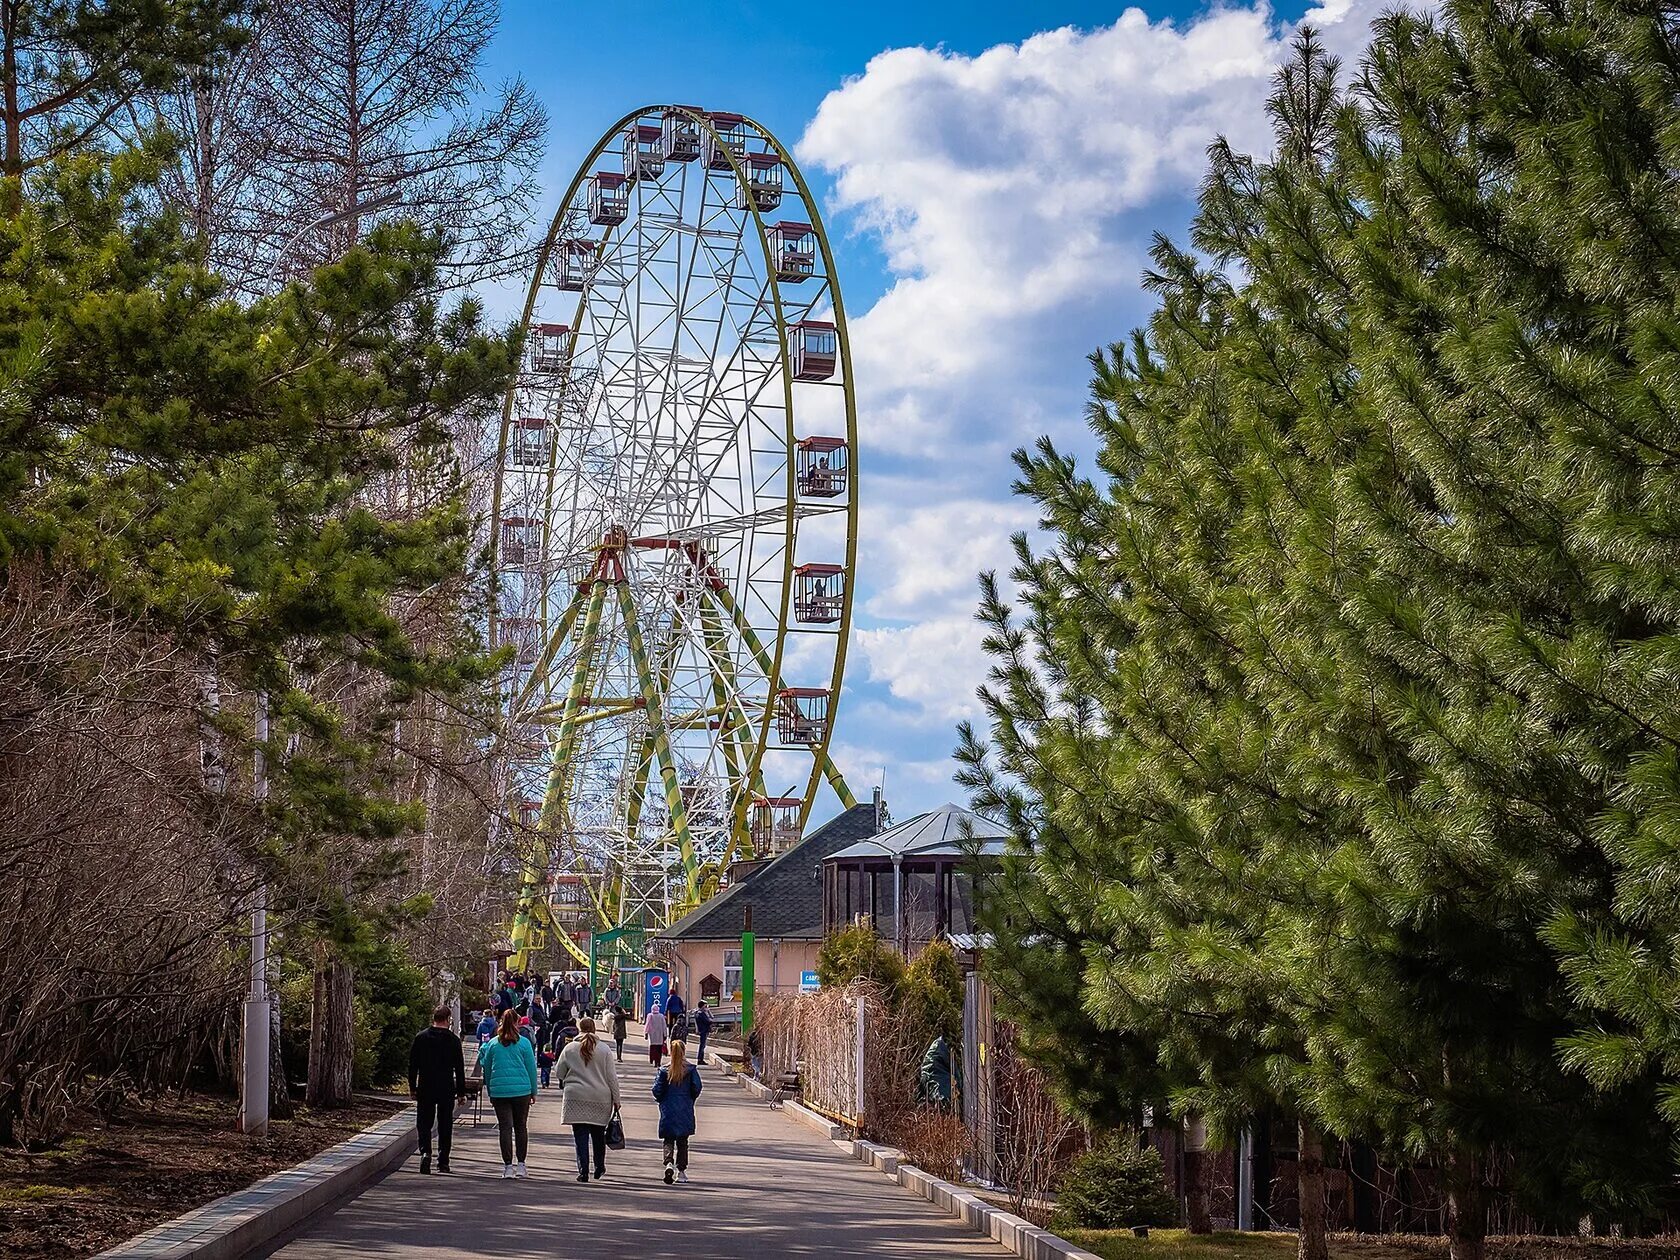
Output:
[489, 106, 858, 969]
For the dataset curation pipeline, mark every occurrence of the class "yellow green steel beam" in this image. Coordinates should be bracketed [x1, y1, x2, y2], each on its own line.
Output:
[511, 584, 588, 717]
[613, 581, 702, 902]
[709, 579, 856, 810]
[511, 578, 609, 968]
[699, 591, 769, 863]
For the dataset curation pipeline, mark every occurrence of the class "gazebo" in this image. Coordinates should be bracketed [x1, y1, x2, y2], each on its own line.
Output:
[821, 804, 1011, 954]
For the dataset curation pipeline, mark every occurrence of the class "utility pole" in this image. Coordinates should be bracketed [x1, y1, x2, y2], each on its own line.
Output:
[239, 691, 271, 1135]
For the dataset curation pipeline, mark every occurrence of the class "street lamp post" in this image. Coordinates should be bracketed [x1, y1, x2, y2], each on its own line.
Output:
[238, 188, 404, 1137]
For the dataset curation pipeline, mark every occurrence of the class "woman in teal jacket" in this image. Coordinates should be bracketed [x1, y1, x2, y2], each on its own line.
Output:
[479, 1009, 540, 1178]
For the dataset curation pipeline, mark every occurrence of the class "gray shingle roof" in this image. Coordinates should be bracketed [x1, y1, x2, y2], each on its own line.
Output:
[657, 802, 882, 941]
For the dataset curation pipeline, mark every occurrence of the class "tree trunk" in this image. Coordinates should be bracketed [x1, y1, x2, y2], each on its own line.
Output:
[306, 950, 354, 1107]
[1183, 1114, 1213, 1234]
[1297, 1119, 1329, 1260]
[1445, 1143, 1486, 1260]
[267, 952, 292, 1118]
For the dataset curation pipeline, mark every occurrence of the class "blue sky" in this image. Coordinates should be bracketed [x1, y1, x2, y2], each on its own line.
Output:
[482, 0, 1391, 825]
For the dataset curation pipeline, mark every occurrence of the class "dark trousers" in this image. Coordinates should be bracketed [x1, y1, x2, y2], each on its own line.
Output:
[614, 1037, 625, 1060]
[663, 1135, 690, 1170]
[416, 1097, 452, 1159]
[572, 1124, 606, 1178]
[491, 1096, 531, 1164]
[696, 1030, 708, 1065]
[650, 1042, 665, 1065]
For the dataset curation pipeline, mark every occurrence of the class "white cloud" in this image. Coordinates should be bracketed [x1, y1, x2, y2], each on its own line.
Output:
[863, 496, 1038, 622]
[855, 614, 991, 728]
[799, 1, 1398, 462]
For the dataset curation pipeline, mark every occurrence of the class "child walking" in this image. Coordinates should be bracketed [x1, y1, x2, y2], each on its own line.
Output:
[652, 1038, 702, 1184]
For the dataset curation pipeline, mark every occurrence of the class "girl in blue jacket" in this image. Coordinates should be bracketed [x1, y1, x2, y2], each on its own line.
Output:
[479, 1009, 539, 1179]
[651, 1038, 703, 1184]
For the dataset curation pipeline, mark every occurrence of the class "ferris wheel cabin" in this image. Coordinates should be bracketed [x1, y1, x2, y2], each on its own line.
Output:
[796, 436, 848, 497]
[751, 797, 804, 855]
[624, 123, 665, 182]
[498, 616, 540, 666]
[662, 106, 704, 161]
[555, 240, 594, 291]
[515, 799, 541, 829]
[588, 171, 628, 225]
[704, 112, 748, 171]
[776, 687, 831, 744]
[790, 320, 838, 381]
[529, 323, 569, 374]
[510, 416, 547, 468]
[794, 563, 845, 623]
[735, 154, 783, 212]
[769, 222, 817, 282]
[500, 516, 540, 567]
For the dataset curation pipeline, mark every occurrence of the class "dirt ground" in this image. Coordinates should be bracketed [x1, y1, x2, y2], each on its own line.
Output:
[1065, 1230, 1680, 1260]
[0, 1094, 401, 1259]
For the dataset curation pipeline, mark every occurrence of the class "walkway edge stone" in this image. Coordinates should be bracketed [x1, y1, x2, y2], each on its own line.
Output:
[92, 1107, 415, 1260]
[708, 1055, 1100, 1260]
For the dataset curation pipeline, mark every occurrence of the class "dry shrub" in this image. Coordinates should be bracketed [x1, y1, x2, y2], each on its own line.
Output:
[898, 1108, 969, 1182]
[992, 1021, 1085, 1224]
[756, 983, 885, 1121]
[0, 566, 248, 1146]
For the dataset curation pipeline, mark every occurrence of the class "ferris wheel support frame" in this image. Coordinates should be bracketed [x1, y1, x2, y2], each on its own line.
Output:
[494, 105, 860, 973]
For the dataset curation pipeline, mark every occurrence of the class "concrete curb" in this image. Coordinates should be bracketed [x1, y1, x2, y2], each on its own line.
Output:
[708, 1054, 1097, 1260]
[93, 1107, 416, 1260]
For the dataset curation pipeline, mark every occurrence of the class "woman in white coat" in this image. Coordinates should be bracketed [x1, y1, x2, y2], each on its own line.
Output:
[644, 1003, 668, 1066]
[556, 1016, 621, 1182]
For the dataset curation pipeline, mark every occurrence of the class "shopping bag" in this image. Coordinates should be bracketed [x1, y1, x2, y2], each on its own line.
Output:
[605, 1107, 626, 1150]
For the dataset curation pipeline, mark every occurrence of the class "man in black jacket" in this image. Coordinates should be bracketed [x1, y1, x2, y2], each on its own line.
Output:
[408, 1006, 467, 1174]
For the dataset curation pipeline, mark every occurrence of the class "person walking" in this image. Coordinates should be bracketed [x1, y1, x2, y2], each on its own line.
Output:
[603, 978, 621, 1012]
[652, 1039, 703, 1184]
[407, 1005, 467, 1175]
[694, 1000, 713, 1069]
[556, 1016, 621, 1183]
[479, 1008, 539, 1179]
[645, 1002, 668, 1066]
[666, 984, 688, 1041]
[610, 1003, 628, 1060]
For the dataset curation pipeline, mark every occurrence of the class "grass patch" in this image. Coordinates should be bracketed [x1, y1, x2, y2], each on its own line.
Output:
[0, 1184, 82, 1204]
[1060, 1232, 1680, 1260]
[1063, 1231, 1299, 1260]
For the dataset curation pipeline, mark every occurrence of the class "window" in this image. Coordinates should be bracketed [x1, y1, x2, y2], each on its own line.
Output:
[723, 948, 743, 1001]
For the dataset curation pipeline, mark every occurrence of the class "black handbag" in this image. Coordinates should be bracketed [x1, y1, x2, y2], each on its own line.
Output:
[605, 1107, 625, 1150]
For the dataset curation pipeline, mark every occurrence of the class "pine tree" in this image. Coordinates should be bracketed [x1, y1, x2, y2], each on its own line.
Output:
[965, 5, 1680, 1256]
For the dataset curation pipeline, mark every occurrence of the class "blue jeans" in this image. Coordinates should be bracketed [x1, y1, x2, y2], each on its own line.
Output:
[697, 1030, 708, 1065]
[573, 1124, 606, 1178]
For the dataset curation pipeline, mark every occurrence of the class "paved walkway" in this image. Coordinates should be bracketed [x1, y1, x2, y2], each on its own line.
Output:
[263, 1034, 1008, 1259]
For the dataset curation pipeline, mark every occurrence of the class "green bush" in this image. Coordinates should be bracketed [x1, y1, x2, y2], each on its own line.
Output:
[1050, 1136, 1178, 1231]
[354, 937, 430, 1089]
[899, 939, 963, 1045]
[816, 924, 905, 991]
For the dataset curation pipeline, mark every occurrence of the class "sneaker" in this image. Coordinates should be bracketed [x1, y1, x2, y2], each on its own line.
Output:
[514, 1161, 528, 1179]
[419, 1153, 431, 1175]
[438, 1159, 451, 1174]
[677, 1170, 690, 1184]
[594, 1167, 606, 1180]
[576, 1172, 588, 1183]
[663, 1161, 675, 1185]
[501, 1163, 515, 1179]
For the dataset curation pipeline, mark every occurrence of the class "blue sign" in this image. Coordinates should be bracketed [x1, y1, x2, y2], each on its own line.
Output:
[643, 968, 670, 1013]
[800, 970, 820, 994]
